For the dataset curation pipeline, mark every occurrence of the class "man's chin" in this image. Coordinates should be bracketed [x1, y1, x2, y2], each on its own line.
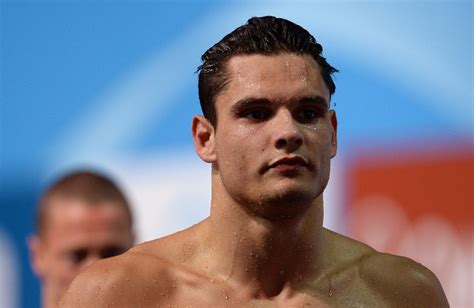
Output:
[249, 188, 319, 220]
[270, 187, 315, 203]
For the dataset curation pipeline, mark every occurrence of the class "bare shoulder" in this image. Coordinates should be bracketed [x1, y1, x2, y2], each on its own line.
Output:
[361, 252, 449, 307]
[59, 244, 173, 307]
[322, 229, 449, 307]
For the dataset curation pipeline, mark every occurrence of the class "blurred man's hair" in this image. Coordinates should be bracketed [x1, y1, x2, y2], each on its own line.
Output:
[36, 170, 133, 237]
[197, 15, 338, 126]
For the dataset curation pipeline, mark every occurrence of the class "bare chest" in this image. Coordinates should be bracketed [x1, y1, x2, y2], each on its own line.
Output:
[126, 277, 393, 308]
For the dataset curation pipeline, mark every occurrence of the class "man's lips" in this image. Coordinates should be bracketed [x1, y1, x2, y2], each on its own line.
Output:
[264, 156, 310, 172]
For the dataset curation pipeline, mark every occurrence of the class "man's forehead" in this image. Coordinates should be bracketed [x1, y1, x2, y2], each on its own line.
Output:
[45, 196, 127, 224]
[226, 53, 319, 78]
[220, 53, 330, 103]
[41, 197, 131, 242]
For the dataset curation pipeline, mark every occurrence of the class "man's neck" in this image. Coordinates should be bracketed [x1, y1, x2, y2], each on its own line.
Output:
[42, 287, 59, 308]
[199, 184, 325, 298]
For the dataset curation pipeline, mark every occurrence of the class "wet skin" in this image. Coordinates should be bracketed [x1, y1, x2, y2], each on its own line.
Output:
[206, 53, 337, 221]
[59, 53, 448, 307]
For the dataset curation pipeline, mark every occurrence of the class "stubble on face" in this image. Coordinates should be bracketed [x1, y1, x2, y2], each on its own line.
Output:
[211, 53, 336, 220]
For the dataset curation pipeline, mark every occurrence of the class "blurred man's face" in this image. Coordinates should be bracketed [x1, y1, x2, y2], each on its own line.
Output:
[29, 196, 134, 305]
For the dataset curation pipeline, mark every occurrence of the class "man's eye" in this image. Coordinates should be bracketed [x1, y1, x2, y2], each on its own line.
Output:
[241, 109, 271, 121]
[100, 246, 127, 259]
[67, 249, 88, 264]
[298, 109, 322, 122]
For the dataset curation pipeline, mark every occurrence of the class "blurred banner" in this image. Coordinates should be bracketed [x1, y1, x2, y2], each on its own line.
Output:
[348, 146, 473, 307]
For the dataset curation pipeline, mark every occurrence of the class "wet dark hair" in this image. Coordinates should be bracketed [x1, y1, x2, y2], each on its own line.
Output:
[35, 170, 133, 236]
[197, 16, 338, 126]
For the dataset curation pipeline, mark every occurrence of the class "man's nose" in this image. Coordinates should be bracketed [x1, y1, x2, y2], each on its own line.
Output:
[273, 110, 304, 152]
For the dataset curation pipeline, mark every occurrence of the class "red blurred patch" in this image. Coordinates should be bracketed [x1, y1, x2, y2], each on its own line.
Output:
[347, 146, 473, 307]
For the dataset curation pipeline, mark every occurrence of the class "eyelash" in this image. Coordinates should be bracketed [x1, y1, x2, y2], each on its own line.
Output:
[238, 108, 324, 123]
[297, 108, 324, 121]
[240, 109, 272, 120]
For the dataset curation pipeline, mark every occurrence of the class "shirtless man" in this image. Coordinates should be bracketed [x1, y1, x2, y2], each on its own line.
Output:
[28, 170, 135, 308]
[60, 16, 448, 307]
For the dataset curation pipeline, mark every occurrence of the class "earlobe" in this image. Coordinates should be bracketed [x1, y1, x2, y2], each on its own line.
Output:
[329, 110, 338, 158]
[192, 116, 217, 163]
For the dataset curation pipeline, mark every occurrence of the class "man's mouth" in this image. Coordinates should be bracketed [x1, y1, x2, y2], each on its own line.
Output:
[266, 156, 310, 173]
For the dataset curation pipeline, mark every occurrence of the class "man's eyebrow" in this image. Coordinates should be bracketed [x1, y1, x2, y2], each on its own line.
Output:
[230, 95, 329, 113]
[230, 97, 272, 113]
[297, 95, 329, 108]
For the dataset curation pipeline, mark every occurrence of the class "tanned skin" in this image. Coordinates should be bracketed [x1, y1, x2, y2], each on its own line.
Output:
[60, 53, 448, 307]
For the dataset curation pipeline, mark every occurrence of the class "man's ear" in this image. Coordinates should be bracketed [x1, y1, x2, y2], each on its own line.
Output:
[192, 115, 217, 163]
[27, 235, 46, 278]
[329, 109, 338, 158]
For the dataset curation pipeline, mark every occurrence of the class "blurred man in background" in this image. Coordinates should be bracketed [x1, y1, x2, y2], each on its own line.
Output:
[61, 16, 448, 307]
[28, 170, 134, 308]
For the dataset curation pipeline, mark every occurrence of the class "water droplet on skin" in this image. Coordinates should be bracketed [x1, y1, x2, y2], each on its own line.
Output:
[328, 288, 335, 297]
